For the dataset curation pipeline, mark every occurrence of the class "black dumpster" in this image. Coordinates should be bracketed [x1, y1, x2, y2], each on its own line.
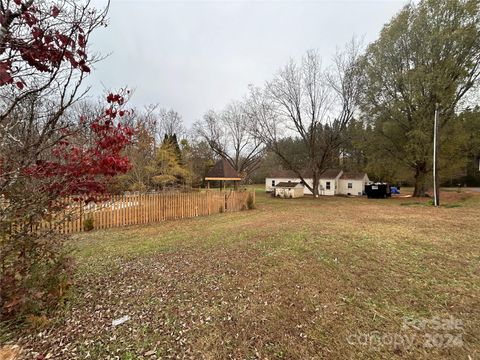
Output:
[365, 183, 391, 198]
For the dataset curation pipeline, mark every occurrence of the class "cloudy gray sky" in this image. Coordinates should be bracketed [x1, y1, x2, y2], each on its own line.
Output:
[86, 0, 408, 126]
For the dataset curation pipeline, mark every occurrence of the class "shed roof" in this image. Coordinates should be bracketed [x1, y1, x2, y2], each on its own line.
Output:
[205, 159, 241, 180]
[270, 168, 342, 179]
[275, 181, 303, 188]
[340, 172, 368, 180]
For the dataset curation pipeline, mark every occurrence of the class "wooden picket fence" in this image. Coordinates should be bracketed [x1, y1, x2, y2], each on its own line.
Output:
[34, 190, 255, 234]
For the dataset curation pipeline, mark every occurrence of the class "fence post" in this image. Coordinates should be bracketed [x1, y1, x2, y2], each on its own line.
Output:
[206, 192, 210, 215]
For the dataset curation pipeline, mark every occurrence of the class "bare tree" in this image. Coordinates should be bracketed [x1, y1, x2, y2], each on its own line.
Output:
[158, 108, 186, 139]
[247, 41, 363, 196]
[194, 101, 263, 180]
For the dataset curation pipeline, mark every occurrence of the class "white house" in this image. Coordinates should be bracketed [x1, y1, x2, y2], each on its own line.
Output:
[265, 169, 369, 196]
[338, 172, 370, 196]
[273, 181, 304, 198]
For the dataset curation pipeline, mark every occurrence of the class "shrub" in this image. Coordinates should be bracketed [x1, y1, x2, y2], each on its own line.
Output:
[247, 193, 255, 210]
[83, 217, 94, 231]
[0, 230, 73, 321]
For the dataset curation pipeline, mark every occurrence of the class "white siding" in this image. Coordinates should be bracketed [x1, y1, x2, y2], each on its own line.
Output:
[318, 179, 338, 196]
[338, 175, 369, 196]
[273, 186, 304, 198]
[265, 178, 299, 192]
[266, 178, 315, 195]
[266, 173, 343, 196]
[303, 179, 314, 195]
[293, 187, 304, 198]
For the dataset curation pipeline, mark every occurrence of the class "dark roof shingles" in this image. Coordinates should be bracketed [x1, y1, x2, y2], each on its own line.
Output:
[340, 172, 368, 180]
[270, 168, 341, 179]
[275, 182, 302, 188]
[205, 159, 241, 179]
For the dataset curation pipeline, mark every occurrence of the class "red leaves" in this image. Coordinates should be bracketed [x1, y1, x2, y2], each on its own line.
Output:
[51, 6, 60, 18]
[78, 34, 86, 48]
[22, 11, 37, 27]
[0, 61, 14, 86]
[16, 81, 24, 90]
[31, 27, 43, 39]
[106, 93, 125, 105]
[18, 45, 53, 72]
[55, 33, 73, 47]
[25, 94, 134, 198]
[80, 64, 90, 73]
[7, 28, 88, 76]
[77, 49, 87, 58]
[0, 2, 91, 87]
[44, 34, 54, 44]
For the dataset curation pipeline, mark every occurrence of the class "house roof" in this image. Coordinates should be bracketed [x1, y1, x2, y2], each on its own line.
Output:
[205, 159, 241, 180]
[270, 169, 307, 178]
[275, 181, 303, 188]
[320, 169, 343, 179]
[340, 172, 368, 180]
[270, 168, 342, 179]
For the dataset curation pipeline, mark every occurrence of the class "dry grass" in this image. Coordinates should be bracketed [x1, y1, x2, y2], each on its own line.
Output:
[2, 188, 479, 359]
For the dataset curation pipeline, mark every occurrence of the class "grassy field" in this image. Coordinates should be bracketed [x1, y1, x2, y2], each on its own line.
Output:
[4, 188, 480, 359]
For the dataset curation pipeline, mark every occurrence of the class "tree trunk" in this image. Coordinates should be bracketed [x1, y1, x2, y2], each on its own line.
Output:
[413, 163, 428, 197]
[312, 173, 319, 197]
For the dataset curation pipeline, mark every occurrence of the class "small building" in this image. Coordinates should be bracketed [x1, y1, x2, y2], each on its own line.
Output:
[274, 182, 304, 198]
[266, 169, 343, 196]
[266, 169, 369, 196]
[317, 169, 343, 196]
[338, 172, 370, 196]
[205, 159, 241, 190]
[266, 169, 304, 193]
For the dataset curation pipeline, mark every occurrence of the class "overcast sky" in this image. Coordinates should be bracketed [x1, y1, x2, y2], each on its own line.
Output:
[86, 0, 408, 126]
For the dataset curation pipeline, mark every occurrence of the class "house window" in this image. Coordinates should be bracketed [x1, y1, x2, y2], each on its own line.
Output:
[326, 181, 331, 190]
[348, 183, 353, 189]
[272, 180, 275, 187]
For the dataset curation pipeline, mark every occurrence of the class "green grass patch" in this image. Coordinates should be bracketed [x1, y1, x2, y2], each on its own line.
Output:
[6, 189, 480, 359]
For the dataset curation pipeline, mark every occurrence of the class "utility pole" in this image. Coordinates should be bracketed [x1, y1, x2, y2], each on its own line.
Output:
[433, 103, 440, 207]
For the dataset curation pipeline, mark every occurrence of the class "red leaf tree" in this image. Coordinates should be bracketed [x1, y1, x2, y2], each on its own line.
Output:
[0, 0, 134, 320]
[24, 92, 134, 201]
[0, 0, 133, 201]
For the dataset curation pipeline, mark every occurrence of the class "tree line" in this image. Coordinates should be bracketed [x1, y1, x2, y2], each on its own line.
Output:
[120, 0, 480, 196]
[192, 0, 480, 196]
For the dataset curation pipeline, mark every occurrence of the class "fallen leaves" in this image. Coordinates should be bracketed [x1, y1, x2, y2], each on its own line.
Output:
[0, 345, 22, 360]
[4, 191, 480, 359]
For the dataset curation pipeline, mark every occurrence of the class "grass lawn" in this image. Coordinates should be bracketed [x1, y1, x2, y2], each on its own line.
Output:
[3, 188, 480, 359]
